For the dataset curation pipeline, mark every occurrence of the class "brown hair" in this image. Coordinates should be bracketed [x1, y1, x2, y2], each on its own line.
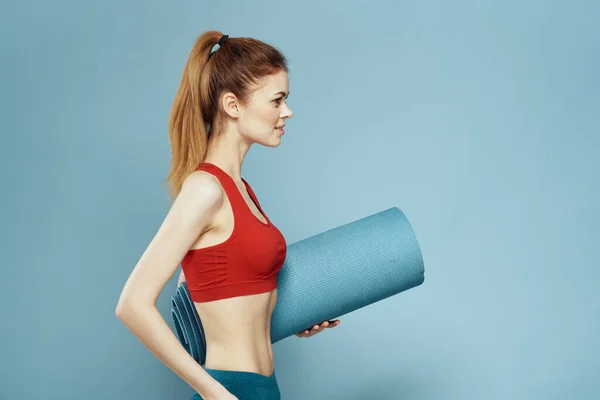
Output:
[165, 31, 288, 201]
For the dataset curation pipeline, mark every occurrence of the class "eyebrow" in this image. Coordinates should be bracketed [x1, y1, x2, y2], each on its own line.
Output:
[274, 91, 290, 97]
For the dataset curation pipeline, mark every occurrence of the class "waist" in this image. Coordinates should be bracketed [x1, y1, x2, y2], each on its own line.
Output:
[194, 290, 276, 342]
[204, 339, 274, 377]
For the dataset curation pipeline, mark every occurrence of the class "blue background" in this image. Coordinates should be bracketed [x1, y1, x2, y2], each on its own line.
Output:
[1, 0, 598, 399]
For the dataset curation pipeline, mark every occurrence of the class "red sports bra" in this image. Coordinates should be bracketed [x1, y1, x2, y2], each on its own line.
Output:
[180, 162, 287, 302]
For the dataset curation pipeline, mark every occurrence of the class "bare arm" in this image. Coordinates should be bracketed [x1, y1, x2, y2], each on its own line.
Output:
[115, 172, 227, 399]
[178, 269, 186, 286]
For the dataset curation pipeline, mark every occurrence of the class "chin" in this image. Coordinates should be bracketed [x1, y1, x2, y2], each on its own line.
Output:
[267, 139, 282, 148]
[259, 135, 282, 147]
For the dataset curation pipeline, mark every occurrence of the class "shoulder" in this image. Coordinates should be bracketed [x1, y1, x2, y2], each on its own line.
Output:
[174, 170, 224, 223]
[182, 170, 223, 195]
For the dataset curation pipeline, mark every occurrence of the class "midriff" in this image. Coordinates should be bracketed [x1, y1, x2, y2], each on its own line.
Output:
[195, 288, 278, 377]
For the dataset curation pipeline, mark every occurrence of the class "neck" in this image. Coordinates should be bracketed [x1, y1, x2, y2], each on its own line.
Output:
[203, 126, 252, 181]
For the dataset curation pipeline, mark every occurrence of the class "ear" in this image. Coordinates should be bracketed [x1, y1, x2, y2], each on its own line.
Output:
[221, 91, 242, 118]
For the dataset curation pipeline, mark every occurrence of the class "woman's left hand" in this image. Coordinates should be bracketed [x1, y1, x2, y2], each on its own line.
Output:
[295, 319, 341, 338]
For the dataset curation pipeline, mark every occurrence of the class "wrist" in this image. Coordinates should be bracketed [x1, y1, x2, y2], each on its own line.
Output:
[197, 382, 226, 399]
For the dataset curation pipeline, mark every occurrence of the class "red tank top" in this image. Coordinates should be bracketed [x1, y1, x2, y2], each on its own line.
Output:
[180, 162, 287, 302]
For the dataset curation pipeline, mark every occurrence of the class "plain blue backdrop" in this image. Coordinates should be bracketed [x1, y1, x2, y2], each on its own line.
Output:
[1, 0, 598, 399]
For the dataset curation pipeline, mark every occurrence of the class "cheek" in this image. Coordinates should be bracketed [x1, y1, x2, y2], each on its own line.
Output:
[242, 107, 278, 132]
[263, 106, 280, 124]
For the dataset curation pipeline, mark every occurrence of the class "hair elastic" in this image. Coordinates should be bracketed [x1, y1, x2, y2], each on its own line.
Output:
[208, 34, 229, 59]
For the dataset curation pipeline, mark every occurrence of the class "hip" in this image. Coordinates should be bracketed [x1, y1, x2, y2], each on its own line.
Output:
[191, 367, 281, 400]
[204, 339, 274, 377]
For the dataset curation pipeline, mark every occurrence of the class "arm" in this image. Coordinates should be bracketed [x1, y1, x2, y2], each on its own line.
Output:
[178, 269, 186, 286]
[115, 172, 226, 399]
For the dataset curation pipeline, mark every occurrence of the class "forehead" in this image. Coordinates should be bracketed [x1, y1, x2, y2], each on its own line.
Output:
[253, 70, 289, 96]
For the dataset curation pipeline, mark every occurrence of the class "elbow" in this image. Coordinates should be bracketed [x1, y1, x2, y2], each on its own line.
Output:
[115, 284, 158, 319]
[115, 299, 130, 319]
[115, 296, 139, 319]
[115, 296, 154, 319]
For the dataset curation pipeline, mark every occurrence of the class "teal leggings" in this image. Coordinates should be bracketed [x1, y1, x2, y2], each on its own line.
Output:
[190, 368, 281, 400]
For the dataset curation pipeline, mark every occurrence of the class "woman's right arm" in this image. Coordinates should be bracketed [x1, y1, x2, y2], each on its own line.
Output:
[178, 269, 186, 286]
[115, 172, 235, 399]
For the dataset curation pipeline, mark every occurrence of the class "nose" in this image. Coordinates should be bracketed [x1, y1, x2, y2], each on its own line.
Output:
[281, 104, 293, 119]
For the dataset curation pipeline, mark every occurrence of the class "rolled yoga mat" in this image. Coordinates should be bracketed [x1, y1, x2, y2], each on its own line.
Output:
[171, 206, 424, 365]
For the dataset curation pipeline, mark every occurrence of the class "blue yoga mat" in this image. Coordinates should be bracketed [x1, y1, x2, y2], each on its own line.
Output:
[171, 206, 424, 365]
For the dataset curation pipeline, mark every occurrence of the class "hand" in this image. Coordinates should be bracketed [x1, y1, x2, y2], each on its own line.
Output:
[219, 392, 238, 400]
[205, 393, 238, 400]
[203, 384, 239, 400]
[295, 319, 341, 338]
[205, 391, 238, 400]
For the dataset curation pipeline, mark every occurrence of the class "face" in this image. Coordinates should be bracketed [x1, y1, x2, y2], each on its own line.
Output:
[227, 70, 293, 146]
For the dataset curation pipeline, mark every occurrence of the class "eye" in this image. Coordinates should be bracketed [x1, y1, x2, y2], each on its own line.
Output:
[273, 97, 283, 106]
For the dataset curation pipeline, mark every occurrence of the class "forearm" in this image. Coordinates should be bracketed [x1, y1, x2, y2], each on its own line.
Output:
[116, 302, 221, 398]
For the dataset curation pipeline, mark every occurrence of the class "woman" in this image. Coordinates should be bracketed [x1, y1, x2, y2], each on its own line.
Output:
[116, 31, 340, 400]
